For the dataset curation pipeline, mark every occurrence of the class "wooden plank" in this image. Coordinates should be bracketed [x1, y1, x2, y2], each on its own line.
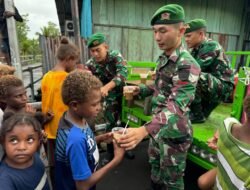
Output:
[107, 0, 115, 25]
[91, 0, 246, 62]
[127, 29, 141, 61]
[122, 28, 129, 59]
[140, 30, 154, 61]
[99, 0, 108, 24]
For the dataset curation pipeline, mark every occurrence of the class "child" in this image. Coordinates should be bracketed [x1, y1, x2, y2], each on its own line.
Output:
[0, 63, 15, 126]
[0, 75, 53, 163]
[0, 113, 50, 189]
[198, 95, 250, 190]
[0, 75, 52, 119]
[41, 37, 79, 170]
[55, 70, 125, 190]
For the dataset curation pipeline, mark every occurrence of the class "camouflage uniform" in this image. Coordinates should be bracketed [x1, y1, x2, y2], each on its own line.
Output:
[191, 39, 234, 117]
[86, 50, 128, 131]
[139, 46, 201, 189]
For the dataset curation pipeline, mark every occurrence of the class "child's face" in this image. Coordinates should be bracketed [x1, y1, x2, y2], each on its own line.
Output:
[5, 85, 27, 110]
[4, 124, 40, 168]
[75, 89, 102, 119]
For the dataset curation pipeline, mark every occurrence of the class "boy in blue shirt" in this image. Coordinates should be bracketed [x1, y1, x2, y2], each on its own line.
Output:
[55, 70, 125, 190]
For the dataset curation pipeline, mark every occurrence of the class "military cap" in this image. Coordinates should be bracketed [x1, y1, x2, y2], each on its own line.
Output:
[87, 33, 106, 48]
[150, 4, 185, 25]
[185, 19, 207, 34]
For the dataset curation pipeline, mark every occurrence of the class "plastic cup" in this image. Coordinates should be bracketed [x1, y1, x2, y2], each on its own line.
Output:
[112, 127, 125, 142]
[140, 74, 148, 84]
[124, 90, 134, 100]
[124, 87, 134, 107]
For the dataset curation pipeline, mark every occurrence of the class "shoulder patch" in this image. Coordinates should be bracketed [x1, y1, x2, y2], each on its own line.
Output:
[178, 65, 191, 81]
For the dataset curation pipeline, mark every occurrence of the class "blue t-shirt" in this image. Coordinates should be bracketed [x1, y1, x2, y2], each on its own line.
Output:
[0, 153, 50, 190]
[55, 113, 99, 190]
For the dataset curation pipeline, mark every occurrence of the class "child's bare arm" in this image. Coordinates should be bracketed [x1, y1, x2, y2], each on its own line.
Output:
[198, 168, 217, 190]
[95, 132, 113, 144]
[33, 111, 54, 127]
[75, 142, 125, 190]
[43, 111, 54, 124]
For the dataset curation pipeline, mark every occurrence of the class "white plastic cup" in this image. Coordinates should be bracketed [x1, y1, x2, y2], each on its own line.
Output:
[112, 127, 125, 141]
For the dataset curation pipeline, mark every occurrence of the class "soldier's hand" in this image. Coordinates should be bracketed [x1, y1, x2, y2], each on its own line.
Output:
[117, 127, 148, 150]
[101, 86, 109, 97]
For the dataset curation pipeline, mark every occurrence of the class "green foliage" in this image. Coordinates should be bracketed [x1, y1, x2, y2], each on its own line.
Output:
[16, 14, 41, 56]
[16, 15, 60, 57]
[36, 21, 60, 38]
[16, 14, 29, 42]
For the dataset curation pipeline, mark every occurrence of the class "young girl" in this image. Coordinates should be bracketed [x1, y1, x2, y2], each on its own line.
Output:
[0, 75, 53, 166]
[41, 37, 79, 140]
[41, 37, 79, 174]
[0, 113, 50, 190]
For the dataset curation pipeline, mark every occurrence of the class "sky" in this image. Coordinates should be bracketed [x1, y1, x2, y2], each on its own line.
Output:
[14, 0, 60, 39]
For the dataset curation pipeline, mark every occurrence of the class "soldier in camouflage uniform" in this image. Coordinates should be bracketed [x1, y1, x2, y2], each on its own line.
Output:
[185, 19, 234, 123]
[86, 33, 129, 163]
[119, 4, 201, 190]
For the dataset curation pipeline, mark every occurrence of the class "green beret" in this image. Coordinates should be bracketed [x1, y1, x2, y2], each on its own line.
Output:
[87, 33, 106, 48]
[185, 19, 207, 34]
[151, 4, 185, 25]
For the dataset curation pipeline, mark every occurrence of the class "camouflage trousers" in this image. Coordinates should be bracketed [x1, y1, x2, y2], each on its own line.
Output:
[103, 93, 122, 132]
[148, 114, 193, 190]
[191, 72, 234, 117]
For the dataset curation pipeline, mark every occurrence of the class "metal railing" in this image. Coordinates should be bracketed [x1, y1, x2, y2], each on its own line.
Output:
[20, 54, 42, 66]
[22, 64, 43, 101]
[21, 55, 43, 101]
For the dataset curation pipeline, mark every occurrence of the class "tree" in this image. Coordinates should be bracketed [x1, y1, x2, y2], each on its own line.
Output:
[36, 21, 60, 38]
[16, 14, 41, 56]
[16, 14, 29, 43]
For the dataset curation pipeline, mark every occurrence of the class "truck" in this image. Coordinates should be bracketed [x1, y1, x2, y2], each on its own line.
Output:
[121, 51, 250, 170]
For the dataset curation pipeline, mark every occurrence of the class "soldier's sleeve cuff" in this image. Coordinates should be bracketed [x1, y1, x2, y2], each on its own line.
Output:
[144, 121, 161, 138]
[112, 77, 121, 86]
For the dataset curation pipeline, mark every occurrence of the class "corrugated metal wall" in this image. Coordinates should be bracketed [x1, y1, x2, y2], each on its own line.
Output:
[92, 0, 246, 62]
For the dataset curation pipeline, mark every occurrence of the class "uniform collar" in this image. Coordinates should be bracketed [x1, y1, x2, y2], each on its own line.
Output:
[159, 45, 184, 63]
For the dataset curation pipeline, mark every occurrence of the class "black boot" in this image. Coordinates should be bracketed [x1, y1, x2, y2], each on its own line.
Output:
[203, 101, 220, 118]
[190, 103, 205, 124]
[190, 112, 206, 124]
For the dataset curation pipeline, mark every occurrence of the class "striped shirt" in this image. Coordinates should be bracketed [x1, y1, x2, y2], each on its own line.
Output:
[216, 117, 250, 190]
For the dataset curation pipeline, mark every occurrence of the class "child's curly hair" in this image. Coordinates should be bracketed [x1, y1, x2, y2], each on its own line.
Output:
[62, 70, 103, 105]
[0, 75, 23, 99]
[0, 64, 15, 76]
